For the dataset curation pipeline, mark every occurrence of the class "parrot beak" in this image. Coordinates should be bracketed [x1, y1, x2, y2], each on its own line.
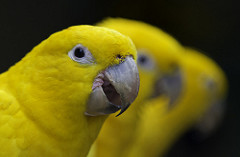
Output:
[152, 69, 183, 109]
[186, 100, 226, 142]
[85, 56, 140, 116]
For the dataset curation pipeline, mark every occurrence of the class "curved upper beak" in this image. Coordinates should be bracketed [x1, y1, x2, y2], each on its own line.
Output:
[85, 56, 140, 116]
[153, 69, 183, 109]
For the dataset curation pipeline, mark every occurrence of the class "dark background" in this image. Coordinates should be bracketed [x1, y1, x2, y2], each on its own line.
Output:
[0, 0, 239, 156]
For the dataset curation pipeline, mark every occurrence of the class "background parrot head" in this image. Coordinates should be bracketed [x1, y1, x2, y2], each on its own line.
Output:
[155, 48, 229, 153]
[4, 25, 139, 145]
[181, 47, 228, 141]
[98, 18, 184, 109]
[177, 47, 228, 116]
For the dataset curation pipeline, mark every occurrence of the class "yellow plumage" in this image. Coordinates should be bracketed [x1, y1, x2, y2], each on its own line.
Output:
[124, 47, 228, 157]
[89, 18, 227, 157]
[0, 25, 139, 157]
[88, 18, 184, 157]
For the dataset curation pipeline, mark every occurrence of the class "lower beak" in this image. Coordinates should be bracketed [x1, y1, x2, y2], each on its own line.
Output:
[85, 56, 140, 116]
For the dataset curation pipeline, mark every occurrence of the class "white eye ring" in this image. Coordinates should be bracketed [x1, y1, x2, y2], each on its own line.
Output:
[137, 50, 155, 70]
[68, 44, 95, 64]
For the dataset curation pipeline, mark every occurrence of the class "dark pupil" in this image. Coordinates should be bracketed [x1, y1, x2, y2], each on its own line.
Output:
[74, 48, 85, 58]
[138, 55, 147, 64]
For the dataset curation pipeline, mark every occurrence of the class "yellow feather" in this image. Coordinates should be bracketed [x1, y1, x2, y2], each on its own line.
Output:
[89, 18, 228, 157]
[0, 25, 138, 157]
[89, 18, 184, 157]
[125, 47, 228, 157]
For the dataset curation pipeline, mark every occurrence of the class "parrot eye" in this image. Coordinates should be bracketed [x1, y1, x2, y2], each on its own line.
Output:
[137, 51, 155, 70]
[138, 55, 147, 64]
[199, 74, 217, 91]
[204, 77, 217, 91]
[74, 47, 85, 58]
[68, 44, 95, 64]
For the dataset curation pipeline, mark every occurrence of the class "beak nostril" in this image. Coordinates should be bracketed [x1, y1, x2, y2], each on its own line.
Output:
[116, 54, 134, 62]
[116, 54, 122, 59]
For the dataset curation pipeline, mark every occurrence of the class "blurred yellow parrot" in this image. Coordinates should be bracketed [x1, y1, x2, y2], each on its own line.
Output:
[88, 18, 185, 157]
[0, 25, 140, 157]
[88, 18, 228, 157]
[123, 47, 228, 157]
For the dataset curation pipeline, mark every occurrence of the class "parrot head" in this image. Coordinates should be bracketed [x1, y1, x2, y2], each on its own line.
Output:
[181, 47, 228, 141]
[5, 25, 140, 142]
[98, 18, 184, 109]
[13, 25, 139, 116]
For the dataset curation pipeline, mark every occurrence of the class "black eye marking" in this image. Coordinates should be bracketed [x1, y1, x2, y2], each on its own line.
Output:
[138, 55, 148, 65]
[204, 77, 217, 91]
[137, 52, 155, 70]
[117, 54, 122, 59]
[74, 47, 85, 58]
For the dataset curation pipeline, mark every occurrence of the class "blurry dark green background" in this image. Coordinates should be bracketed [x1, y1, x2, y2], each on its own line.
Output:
[0, 0, 239, 156]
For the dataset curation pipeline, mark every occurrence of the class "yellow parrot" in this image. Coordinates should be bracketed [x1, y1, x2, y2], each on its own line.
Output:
[123, 47, 228, 157]
[88, 18, 185, 157]
[0, 25, 140, 157]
